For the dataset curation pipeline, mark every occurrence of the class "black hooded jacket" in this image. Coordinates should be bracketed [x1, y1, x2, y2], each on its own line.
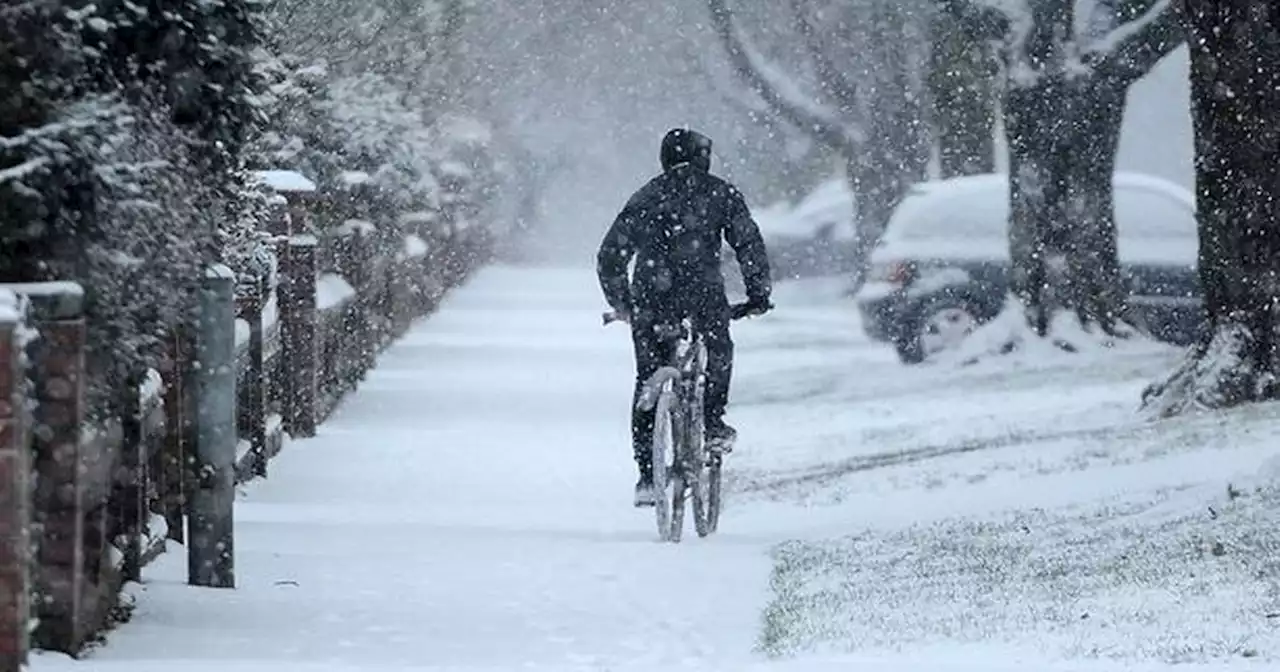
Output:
[596, 130, 771, 318]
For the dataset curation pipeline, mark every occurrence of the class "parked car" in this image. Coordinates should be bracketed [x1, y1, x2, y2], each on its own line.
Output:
[751, 179, 859, 280]
[855, 172, 1203, 364]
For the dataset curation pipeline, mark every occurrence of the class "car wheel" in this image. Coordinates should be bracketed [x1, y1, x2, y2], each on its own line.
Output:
[894, 299, 981, 365]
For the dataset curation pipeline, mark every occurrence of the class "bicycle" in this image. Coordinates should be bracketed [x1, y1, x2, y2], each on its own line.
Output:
[603, 301, 768, 542]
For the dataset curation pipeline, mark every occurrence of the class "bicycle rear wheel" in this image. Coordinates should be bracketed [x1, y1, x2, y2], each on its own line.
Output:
[686, 363, 715, 538]
[704, 453, 723, 534]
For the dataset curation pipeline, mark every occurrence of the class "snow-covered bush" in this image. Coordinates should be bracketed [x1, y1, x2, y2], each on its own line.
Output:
[0, 0, 271, 417]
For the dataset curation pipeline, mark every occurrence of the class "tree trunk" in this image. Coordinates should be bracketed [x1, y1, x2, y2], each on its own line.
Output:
[1005, 77, 1072, 337]
[928, 1, 999, 178]
[1142, 1, 1280, 416]
[955, 0, 1181, 360]
[846, 121, 929, 290]
[1062, 74, 1128, 334]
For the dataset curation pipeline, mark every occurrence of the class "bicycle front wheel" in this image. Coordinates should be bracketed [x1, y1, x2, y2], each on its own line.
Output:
[651, 389, 678, 542]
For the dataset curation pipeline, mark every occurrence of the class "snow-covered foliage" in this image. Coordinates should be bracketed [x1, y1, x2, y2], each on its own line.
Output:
[84, 95, 226, 405]
[264, 0, 472, 90]
[249, 48, 502, 250]
[0, 0, 503, 419]
[0, 1, 259, 414]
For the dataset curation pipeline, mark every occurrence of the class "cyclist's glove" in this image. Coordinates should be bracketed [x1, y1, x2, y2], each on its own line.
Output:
[737, 297, 773, 319]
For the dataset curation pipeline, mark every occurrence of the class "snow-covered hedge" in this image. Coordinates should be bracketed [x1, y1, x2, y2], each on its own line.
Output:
[0, 0, 502, 417]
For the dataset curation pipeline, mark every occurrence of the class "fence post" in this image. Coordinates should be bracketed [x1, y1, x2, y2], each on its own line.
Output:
[238, 274, 267, 479]
[279, 236, 318, 438]
[118, 374, 145, 584]
[188, 266, 236, 589]
[160, 332, 191, 544]
[344, 225, 375, 380]
[0, 292, 28, 672]
[23, 284, 87, 654]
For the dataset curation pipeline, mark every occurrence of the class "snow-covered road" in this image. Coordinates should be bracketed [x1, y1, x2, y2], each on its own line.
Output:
[31, 265, 1280, 672]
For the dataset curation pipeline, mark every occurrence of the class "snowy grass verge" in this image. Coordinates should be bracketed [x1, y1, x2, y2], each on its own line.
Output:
[723, 282, 1280, 664]
[752, 401, 1280, 664]
[759, 479, 1280, 663]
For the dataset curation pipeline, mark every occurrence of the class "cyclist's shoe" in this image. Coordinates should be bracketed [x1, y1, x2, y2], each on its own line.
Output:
[706, 421, 737, 454]
[634, 477, 657, 508]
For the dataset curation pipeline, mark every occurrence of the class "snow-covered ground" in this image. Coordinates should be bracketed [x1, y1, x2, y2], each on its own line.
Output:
[30, 266, 1280, 671]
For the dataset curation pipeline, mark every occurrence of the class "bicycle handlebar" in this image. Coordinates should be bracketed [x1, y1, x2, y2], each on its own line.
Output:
[602, 301, 773, 327]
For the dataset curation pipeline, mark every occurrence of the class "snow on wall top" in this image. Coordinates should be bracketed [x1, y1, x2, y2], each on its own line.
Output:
[0, 281, 85, 298]
[0, 289, 20, 324]
[206, 264, 235, 280]
[253, 169, 318, 193]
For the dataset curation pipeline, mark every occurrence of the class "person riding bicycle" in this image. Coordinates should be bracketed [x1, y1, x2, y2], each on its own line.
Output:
[596, 127, 773, 507]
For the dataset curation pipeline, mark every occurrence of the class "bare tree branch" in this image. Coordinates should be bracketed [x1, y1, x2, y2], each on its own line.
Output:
[706, 0, 858, 153]
[689, 50, 771, 119]
[787, 0, 861, 112]
[1085, 0, 1183, 85]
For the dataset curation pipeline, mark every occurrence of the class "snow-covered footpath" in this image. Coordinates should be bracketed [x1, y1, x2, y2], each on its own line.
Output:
[30, 266, 1280, 671]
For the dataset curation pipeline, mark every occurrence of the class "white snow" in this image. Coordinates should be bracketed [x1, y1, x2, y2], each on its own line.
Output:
[206, 264, 235, 281]
[401, 234, 429, 260]
[29, 268, 1280, 672]
[400, 211, 437, 225]
[263, 293, 278, 332]
[438, 160, 471, 178]
[338, 171, 371, 186]
[0, 281, 85, 298]
[335, 219, 377, 237]
[234, 318, 250, 350]
[314, 273, 356, 311]
[0, 157, 49, 184]
[0, 289, 21, 324]
[140, 368, 164, 402]
[236, 294, 278, 352]
[252, 170, 317, 193]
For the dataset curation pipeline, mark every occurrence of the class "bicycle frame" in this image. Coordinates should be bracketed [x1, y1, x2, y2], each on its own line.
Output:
[636, 317, 706, 416]
[602, 301, 768, 541]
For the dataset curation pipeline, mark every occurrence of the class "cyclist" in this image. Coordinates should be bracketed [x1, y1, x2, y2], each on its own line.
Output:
[596, 127, 773, 507]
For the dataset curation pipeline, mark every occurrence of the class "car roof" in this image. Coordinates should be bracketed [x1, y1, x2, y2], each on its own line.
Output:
[901, 171, 1195, 210]
[877, 171, 1198, 266]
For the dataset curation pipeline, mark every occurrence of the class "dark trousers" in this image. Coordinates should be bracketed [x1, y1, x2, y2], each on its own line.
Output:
[630, 308, 733, 478]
